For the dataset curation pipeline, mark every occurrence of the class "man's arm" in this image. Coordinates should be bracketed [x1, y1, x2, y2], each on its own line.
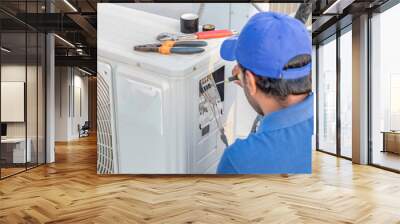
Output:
[217, 151, 238, 174]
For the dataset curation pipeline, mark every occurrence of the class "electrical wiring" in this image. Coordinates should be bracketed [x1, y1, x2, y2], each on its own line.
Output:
[200, 78, 229, 147]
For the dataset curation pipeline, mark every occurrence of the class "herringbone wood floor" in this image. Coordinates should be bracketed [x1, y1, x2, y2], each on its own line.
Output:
[1, 135, 400, 224]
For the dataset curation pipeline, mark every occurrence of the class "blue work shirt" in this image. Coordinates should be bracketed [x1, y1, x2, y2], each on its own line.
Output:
[217, 94, 314, 174]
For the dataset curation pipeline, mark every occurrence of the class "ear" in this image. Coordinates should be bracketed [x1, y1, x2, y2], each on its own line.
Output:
[244, 70, 257, 96]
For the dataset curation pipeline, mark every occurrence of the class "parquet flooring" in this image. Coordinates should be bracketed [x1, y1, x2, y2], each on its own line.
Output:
[1, 135, 400, 223]
[1, 167, 26, 178]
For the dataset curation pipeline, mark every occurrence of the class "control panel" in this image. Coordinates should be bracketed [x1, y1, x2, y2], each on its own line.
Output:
[198, 67, 224, 137]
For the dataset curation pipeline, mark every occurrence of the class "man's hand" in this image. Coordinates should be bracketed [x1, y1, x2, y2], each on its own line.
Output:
[232, 65, 244, 88]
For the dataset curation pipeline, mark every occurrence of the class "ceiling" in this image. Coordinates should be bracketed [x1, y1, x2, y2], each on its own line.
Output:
[311, 0, 391, 44]
[0, 0, 100, 72]
[2, 0, 397, 70]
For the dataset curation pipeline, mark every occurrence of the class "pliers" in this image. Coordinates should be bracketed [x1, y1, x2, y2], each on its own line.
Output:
[134, 40, 207, 55]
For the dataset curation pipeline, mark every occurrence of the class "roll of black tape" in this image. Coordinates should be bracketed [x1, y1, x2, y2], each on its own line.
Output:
[180, 13, 199, 34]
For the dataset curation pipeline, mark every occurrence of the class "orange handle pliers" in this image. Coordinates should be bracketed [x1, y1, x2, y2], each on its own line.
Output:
[134, 40, 207, 55]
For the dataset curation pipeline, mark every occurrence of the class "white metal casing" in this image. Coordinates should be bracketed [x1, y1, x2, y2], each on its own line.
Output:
[97, 4, 227, 174]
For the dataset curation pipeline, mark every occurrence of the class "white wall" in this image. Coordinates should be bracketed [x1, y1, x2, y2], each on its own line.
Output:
[55, 67, 89, 141]
[55, 66, 69, 141]
[72, 73, 89, 138]
[1, 63, 46, 164]
[1, 65, 35, 138]
[1, 82, 24, 122]
[121, 3, 199, 19]
[1, 66, 26, 137]
[1, 65, 27, 145]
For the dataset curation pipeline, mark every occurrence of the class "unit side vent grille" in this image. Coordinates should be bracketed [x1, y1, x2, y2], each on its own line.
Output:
[97, 73, 114, 174]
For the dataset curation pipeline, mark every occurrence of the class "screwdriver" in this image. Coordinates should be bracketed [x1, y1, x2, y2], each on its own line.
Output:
[215, 76, 239, 85]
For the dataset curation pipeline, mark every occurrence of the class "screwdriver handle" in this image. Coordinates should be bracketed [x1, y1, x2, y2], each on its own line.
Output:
[196, 29, 235, 39]
[215, 76, 239, 85]
[227, 76, 239, 82]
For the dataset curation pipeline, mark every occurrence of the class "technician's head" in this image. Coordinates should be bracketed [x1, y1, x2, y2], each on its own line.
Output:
[220, 12, 312, 115]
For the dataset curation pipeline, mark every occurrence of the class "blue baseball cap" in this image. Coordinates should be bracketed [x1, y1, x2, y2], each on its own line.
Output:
[220, 12, 311, 79]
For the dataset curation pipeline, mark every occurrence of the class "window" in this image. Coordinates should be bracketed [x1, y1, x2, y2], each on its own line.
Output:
[370, 3, 400, 171]
[317, 36, 337, 154]
[339, 28, 352, 158]
[0, 1, 46, 179]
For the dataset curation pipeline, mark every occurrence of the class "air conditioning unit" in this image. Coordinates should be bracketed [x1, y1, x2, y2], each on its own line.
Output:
[97, 4, 229, 174]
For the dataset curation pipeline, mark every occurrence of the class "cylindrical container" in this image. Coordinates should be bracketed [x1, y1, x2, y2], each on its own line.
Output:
[202, 24, 215, 32]
[180, 13, 199, 34]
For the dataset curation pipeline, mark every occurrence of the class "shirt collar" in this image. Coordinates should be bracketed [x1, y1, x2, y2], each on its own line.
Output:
[258, 93, 314, 132]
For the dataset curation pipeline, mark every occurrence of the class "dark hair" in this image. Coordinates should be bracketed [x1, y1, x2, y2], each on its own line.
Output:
[240, 54, 312, 102]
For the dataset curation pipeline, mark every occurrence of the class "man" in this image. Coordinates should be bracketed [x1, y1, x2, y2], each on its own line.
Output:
[217, 12, 313, 174]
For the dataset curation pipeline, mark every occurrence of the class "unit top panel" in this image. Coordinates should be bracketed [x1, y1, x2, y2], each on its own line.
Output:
[98, 3, 226, 78]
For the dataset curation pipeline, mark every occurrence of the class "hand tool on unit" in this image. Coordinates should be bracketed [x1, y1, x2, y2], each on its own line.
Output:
[156, 29, 238, 42]
[202, 24, 215, 31]
[215, 76, 239, 85]
[134, 40, 207, 55]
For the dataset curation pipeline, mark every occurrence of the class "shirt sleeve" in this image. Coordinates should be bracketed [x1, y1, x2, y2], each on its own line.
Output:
[216, 150, 238, 174]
